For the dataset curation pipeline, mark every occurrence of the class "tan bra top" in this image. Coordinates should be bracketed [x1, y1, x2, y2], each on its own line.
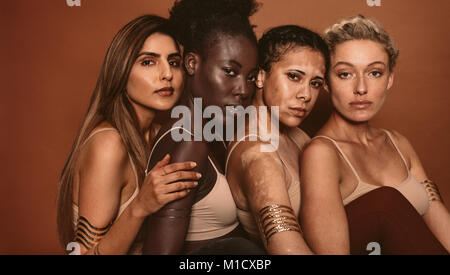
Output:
[313, 129, 429, 215]
[148, 127, 239, 241]
[226, 127, 310, 236]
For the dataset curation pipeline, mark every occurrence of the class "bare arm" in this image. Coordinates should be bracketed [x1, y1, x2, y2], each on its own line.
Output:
[300, 140, 350, 254]
[232, 141, 312, 255]
[392, 130, 450, 252]
[142, 136, 209, 255]
[75, 131, 198, 255]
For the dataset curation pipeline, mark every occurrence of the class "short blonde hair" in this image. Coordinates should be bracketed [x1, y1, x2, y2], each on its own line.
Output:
[324, 15, 399, 71]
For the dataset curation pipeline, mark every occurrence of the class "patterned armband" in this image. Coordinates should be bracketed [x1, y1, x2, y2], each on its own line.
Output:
[258, 204, 302, 245]
[74, 216, 112, 253]
[421, 180, 443, 202]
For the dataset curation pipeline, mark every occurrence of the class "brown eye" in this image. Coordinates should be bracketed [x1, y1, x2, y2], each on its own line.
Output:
[141, 60, 155, 66]
[223, 67, 237, 76]
[311, 80, 323, 88]
[169, 60, 181, 67]
[247, 74, 257, 82]
[287, 72, 300, 81]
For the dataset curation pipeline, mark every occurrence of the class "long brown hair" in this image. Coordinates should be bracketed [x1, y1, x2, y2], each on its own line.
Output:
[57, 15, 176, 249]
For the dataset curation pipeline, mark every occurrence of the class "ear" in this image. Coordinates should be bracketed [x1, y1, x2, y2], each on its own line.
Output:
[184, 52, 199, 76]
[387, 72, 395, 91]
[256, 69, 266, 89]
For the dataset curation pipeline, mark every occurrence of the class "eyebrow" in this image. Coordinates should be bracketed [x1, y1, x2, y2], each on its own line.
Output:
[333, 61, 387, 68]
[290, 69, 324, 81]
[224, 60, 242, 68]
[137, 52, 181, 58]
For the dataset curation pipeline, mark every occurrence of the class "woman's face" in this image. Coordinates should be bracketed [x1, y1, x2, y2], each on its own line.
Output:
[328, 40, 394, 122]
[261, 47, 326, 128]
[126, 32, 184, 112]
[191, 34, 258, 115]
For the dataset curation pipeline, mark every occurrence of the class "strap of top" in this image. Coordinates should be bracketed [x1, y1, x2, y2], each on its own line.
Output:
[312, 135, 363, 182]
[381, 129, 409, 171]
[146, 127, 226, 175]
[146, 127, 194, 175]
[81, 128, 117, 147]
[80, 127, 139, 192]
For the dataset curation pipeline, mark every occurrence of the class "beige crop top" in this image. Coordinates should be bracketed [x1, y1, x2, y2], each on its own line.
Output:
[225, 127, 311, 237]
[72, 128, 143, 254]
[148, 127, 239, 241]
[313, 129, 430, 216]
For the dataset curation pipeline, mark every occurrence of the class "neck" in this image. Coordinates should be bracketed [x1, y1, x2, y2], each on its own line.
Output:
[127, 97, 156, 145]
[326, 111, 374, 145]
[179, 85, 226, 149]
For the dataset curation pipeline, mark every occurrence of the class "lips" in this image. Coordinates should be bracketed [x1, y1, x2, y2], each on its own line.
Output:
[349, 100, 372, 109]
[289, 107, 307, 118]
[155, 87, 174, 96]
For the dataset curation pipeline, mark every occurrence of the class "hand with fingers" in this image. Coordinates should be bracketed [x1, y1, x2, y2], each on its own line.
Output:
[132, 154, 201, 218]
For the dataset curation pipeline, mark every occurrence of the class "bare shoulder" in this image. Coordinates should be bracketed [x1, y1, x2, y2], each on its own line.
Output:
[82, 128, 127, 160]
[148, 125, 210, 176]
[229, 139, 281, 170]
[384, 128, 427, 178]
[77, 127, 129, 181]
[302, 137, 341, 164]
[300, 137, 343, 188]
[386, 129, 414, 148]
[384, 128, 419, 159]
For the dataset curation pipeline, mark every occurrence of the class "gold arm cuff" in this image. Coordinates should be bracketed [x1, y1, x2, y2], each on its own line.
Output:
[421, 179, 443, 202]
[258, 204, 302, 245]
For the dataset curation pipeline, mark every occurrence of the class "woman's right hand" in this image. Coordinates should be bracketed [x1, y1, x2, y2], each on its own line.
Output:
[132, 154, 201, 218]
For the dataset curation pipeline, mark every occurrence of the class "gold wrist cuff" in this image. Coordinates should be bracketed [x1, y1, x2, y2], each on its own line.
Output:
[421, 179, 443, 202]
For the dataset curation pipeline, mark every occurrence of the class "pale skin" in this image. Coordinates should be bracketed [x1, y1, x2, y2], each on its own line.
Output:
[226, 47, 325, 254]
[72, 33, 201, 255]
[300, 40, 450, 254]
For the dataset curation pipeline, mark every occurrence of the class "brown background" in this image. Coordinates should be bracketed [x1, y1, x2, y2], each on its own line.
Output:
[1, 0, 449, 254]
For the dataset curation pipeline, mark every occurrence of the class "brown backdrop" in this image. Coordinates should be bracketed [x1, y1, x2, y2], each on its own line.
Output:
[1, 0, 449, 254]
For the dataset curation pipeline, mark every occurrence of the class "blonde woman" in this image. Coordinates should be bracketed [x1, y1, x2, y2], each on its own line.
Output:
[57, 15, 200, 255]
[300, 15, 449, 254]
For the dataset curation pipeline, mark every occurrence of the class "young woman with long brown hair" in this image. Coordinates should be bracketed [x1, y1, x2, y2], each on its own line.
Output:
[57, 15, 200, 255]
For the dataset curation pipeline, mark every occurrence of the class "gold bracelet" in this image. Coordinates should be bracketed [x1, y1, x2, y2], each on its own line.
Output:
[421, 179, 443, 202]
[258, 204, 302, 246]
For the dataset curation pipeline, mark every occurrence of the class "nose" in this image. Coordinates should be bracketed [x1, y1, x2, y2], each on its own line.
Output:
[296, 84, 312, 102]
[354, 75, 368, 96]
[160, 61, 173, 82]
[233, 79, 253, 102]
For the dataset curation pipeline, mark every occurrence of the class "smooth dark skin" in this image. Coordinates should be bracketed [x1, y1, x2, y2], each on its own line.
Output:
[142, 34, 258, 254]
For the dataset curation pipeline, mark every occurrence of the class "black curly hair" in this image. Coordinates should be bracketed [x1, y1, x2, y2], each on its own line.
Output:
[169, 0, 260, 57]
[258, 25, 330, 75]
